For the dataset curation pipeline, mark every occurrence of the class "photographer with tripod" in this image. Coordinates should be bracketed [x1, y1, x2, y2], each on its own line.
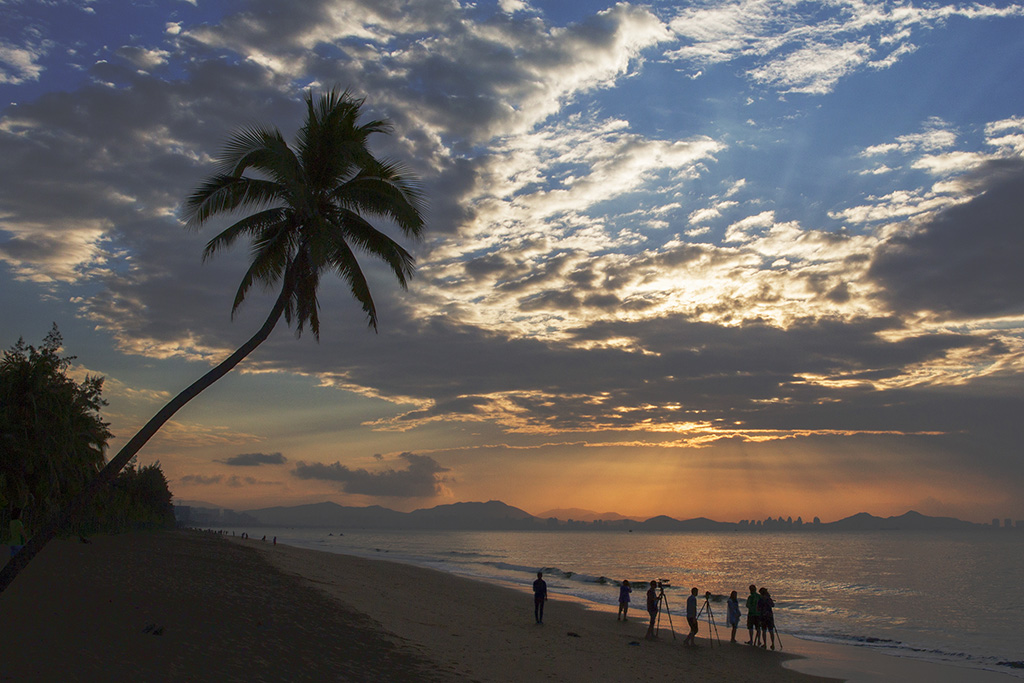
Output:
[645, 579, 676, 640]
[645, 580, 659, 640]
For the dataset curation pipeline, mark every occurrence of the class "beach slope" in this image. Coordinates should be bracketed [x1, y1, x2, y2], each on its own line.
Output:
[0, 531, 832, 682]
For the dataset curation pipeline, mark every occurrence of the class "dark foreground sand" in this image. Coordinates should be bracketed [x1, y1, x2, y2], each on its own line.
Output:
[0, 530, 833, 682]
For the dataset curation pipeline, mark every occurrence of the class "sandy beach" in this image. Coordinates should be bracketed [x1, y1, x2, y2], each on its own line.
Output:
[1, 530, 827, 682]
[0, 531, 1013, 682]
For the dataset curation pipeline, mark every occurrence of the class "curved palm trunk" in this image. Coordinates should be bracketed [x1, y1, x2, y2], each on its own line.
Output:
[0, 280, 292, 594]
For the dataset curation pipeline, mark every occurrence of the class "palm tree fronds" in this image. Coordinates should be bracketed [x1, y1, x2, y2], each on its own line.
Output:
[326, 238, 378, 331]
[183, 176, 284, 230]
[332, 211, 417, 286]
[230, 229, 291, 315]
[201, 207, 289, 262]
[333, 171, 426, 238]
[186, 85, 425, 336]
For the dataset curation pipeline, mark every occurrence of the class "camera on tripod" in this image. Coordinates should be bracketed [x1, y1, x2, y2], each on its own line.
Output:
[656, 579, 670, 591]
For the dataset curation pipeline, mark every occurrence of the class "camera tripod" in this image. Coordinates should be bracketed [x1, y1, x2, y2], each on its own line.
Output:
[696, 591, 722, 647]
[655, 583, 676, 639]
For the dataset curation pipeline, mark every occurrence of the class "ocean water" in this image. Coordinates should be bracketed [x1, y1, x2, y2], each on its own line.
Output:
[231, 528, 1024, 678]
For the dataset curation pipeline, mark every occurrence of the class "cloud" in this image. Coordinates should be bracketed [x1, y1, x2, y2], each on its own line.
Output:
[747, 39, 872, 95]
[292, 452, 449, 497]
[0, 39, 48, 85]
[178, 474, 283, 488]
[179, 474, 223, 485]
[664, 0, 1024, 95]
[861, 119, 957, 157]
[832, 117, 1024, 227]
[184, 0, 670, 145]
[115, 46, 171, 71]
[218, 452, 288, 467]
[3, 0, 1024, 515]
[869, 159, 1024, 321]
[297, 312, 984, 436]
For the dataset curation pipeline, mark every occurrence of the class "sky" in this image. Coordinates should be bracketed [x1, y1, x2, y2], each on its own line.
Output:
[2, 0, 1024, 523]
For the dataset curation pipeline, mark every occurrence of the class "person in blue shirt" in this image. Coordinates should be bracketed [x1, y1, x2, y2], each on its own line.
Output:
[617, 579, 632, 621]
[726, 590, 741, 642]
[684, 587, 699, 645]
[533, 571, 547, 624]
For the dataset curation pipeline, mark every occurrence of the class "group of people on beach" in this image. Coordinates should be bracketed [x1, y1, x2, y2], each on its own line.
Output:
[536, 572, 778, 649]
[731, 585, 777, 648]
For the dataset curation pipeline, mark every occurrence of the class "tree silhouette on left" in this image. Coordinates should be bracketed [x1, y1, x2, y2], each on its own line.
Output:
[0, 88, 426, 592]
[1, 325, 110, 528]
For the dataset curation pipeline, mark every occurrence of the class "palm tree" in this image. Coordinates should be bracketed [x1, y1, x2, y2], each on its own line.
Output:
[0, 88, 426, 592]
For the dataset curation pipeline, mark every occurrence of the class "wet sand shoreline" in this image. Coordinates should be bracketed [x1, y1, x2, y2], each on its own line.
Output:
[0, 530, 829, 682]
[2, 530, 1014, 681]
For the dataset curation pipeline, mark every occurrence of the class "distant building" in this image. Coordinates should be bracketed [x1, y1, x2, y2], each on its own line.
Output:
[993, 518, 1001, 527]
[1006, 518, 1013, 529]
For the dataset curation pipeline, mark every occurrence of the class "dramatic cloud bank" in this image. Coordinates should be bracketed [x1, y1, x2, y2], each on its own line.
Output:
[293, 453, 450, 498]
[2, 0, 1023, 520]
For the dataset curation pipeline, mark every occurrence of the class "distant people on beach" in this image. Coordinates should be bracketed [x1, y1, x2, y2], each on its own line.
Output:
[684, 587, 699, 645]
[617, 580, 632, 621]
[645, 580, 659, 640]
[727, 590, 741, 643]
[533, 571, 547, 624]
[746, 584, 761, 645]
[759, 587, 776, 649]
[8, 508, 27, 557]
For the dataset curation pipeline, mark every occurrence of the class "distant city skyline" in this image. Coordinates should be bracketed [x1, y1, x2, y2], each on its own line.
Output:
[177, 497, 1023, 528]
[175, 498, 1024, 530]
[3, 0, 1024, 523]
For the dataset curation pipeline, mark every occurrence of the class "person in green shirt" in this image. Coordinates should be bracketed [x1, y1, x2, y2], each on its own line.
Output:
[745, 584, 761, 645]
[9, 508, 28, 557]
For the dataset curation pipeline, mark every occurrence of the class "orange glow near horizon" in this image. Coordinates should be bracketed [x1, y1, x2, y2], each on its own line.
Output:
[163, 436, 1017, 525]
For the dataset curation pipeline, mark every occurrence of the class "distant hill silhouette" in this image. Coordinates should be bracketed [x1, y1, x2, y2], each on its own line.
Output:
[537, 508, 632, 522]
[175, 499, 226, 510]
[822, 510, 979, 531]
[244, 502, 407, 529]
[407, 501, 535, 529]
[174, 500, 1013, 532]
[237, 500, 535, 530]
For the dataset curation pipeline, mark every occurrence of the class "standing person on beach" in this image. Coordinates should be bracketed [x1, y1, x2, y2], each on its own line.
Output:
[617, 579, 632, 621]
[684, 587, 700, 645]
[759, 587, 776, 649]
[645, 580, 659, 639]
[746, 584, 761, 645]
[533, 571, 547, 624]
[727, 590, 741, 643]
[8, 509, 27, 558]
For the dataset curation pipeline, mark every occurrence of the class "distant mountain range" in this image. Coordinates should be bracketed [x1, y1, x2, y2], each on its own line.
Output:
[536, 507, 632, 522]
[173, 500, 1018, 532]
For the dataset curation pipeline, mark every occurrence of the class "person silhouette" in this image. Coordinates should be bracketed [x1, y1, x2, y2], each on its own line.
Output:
[617, 579, 632, 621]
[533, 571, 548, 624]
[727, 590, 741, 643]
[745, 584, 760, 645]
[684, 587, 699, 645]
[645, 580, 659, 640]
[759, 587, 776, 649]
[8, 508, 27, 558]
